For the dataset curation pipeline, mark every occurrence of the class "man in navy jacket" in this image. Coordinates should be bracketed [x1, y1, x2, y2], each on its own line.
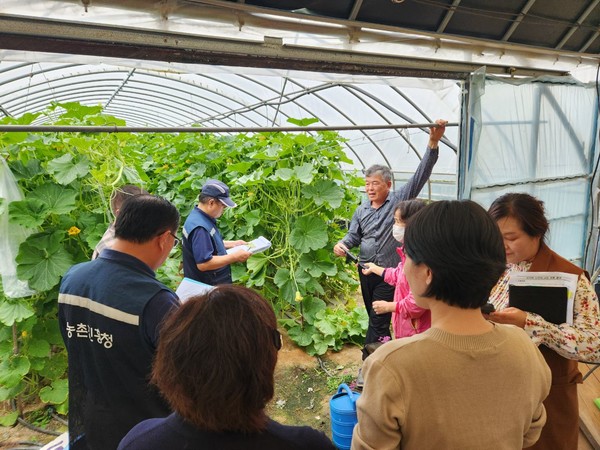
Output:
[182, 179, 251, 285]
[59, 195, 181, 450]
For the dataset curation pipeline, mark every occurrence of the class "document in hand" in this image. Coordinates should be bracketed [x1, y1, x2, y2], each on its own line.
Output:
[508, 271, 578, 325]
[175, 277, 214, 302]
[226, 236, 272, 255]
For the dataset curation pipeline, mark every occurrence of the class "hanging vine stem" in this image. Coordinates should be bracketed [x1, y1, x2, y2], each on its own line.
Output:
[11, 324, 24, 416]
[109, 160, 125, 187]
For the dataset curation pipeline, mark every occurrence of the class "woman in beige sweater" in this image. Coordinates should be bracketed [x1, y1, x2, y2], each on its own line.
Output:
[352, 200, 551, 450]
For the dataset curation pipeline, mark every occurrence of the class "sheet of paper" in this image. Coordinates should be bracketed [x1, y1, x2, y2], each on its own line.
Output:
[175, 277, 213, 302]
[509, 271, 578, 325]
[226, 236, 272, 255]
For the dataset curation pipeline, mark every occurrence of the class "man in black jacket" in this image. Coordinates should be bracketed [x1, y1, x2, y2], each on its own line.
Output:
[59, 195, 180, 450]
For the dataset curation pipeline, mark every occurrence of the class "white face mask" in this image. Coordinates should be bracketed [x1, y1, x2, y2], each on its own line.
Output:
[393, 225, 405, 243]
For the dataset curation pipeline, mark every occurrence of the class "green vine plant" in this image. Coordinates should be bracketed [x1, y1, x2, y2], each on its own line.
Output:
[0, 103, 368, 426]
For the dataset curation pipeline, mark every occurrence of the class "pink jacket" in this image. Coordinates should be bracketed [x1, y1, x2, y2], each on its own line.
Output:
[383, 247, 431, 338]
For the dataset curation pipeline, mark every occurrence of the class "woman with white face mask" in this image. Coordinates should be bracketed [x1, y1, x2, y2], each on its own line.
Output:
[362, 199, 431, 340]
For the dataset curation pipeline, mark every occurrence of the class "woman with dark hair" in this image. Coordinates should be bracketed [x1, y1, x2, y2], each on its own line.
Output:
[362, 199, 431, 340]
[118, 285, 335, 450]
[352, 200, 551, 450]
[488, 192, 600, 450]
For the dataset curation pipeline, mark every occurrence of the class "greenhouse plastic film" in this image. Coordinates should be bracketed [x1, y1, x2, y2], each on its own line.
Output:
[0, 158, 36, 298]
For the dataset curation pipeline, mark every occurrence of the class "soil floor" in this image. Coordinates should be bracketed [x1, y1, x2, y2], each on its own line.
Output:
[0, 335, 363, 449]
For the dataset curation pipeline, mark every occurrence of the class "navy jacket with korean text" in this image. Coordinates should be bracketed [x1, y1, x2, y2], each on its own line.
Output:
[58, 250, 176, 450]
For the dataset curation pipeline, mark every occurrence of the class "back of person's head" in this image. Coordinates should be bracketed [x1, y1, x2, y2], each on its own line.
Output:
[152, 285, 280, 433]
[487, 192, 549, 240]
[114, 194, 180, 244]
[364, 164, 392, 183]
[110, 185, 149, 216]
[403, 200, 506, 308]
[395, 199, 427, 221]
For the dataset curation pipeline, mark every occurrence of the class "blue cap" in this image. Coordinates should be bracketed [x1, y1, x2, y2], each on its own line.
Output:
[201, 179, 236, 207]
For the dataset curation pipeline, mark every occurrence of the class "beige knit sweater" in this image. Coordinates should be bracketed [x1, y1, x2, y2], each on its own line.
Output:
[351, 324, 551, 450]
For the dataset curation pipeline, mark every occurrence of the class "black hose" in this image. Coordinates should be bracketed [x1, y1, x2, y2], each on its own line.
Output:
[10, 400, 64, 436]
[316, 356, 335, 377]
[16, 417, 61, 436]
[50, 409, 68, 427]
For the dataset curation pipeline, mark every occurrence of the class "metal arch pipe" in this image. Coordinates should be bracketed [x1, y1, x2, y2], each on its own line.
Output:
[0, 122, 458, 133]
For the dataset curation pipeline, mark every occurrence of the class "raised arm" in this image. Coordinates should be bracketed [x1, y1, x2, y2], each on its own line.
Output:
[396, 119, 447, 201]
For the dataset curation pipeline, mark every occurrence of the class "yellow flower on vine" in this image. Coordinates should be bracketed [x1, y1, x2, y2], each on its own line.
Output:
[295, 291, 303, 302]
[68, 226, 81, 236]
[21, 330, 28, 338]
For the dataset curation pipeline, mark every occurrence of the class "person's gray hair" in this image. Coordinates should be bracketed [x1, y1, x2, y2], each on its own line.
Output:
[364, 164, 392, 183]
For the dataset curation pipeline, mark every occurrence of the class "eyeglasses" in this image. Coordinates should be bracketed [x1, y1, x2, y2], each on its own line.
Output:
[169, 231, 180, 247]
[272, 329, 282, 351]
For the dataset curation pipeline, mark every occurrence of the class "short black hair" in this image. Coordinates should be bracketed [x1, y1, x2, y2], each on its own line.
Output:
[403, 200, 506, 309]
[198, 194, 217, 204]
[114, 194, 180, 244]
[395, 199, 427, 222]
[488, 193, 549, 241]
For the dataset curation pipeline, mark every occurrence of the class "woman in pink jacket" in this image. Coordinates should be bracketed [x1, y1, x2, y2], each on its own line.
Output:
[362, 199, 431, 339]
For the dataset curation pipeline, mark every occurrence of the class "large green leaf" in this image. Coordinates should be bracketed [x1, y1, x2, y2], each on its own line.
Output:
[304, 277, 325, 295]
[302, 180, 344, 209]
[293, 267, 312, 289]
[294, 163, 314, 184]
[301, 296, 327, 325]
[0, 132, 28, 144]
[24, 231, 63, 251]
[247, 253, 269, 273]
[37, 352, 68, 380]
[273, 268, 291, 288]
[315, 317, 338, 336]
[84, 222, 109, 250]
[39, 378, 68, 405]
[47, 153, 91, 185]
[289, 216, 328, 253]
[33, 316, 65, 346]
[273, 168, 294, 181]
[287, 324, 316, 347]
[0, 299, 35, 326]
[27, 339, 51, 358]
[244, 209, 261, 227]
[8, 199, 49, 228]
[299, 250, 338, 278]
[29, 184, 78, 215]
[286, 117, 319, 126]
[63, 136, 93, 151]
[0, 382, 25, 402]
[280, 282, 296, 304]
[0, 355, 30, 388]
[10, 159, 42, 180]
[52, 101, 103, 119]
[308, 334, 335, 356]
[0, 411, 19, 426]
[226, 161, 255, 173]
[16, 241, 74, 291]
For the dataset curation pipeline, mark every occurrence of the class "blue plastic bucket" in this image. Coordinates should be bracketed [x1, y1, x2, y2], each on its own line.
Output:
[329, 383, 361, 450]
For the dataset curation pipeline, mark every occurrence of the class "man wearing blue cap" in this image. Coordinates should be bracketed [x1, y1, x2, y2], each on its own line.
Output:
[182, 179, 252, 285]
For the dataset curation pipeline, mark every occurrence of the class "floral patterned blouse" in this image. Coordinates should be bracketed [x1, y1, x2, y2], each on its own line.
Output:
[489, 261, 600, 363]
